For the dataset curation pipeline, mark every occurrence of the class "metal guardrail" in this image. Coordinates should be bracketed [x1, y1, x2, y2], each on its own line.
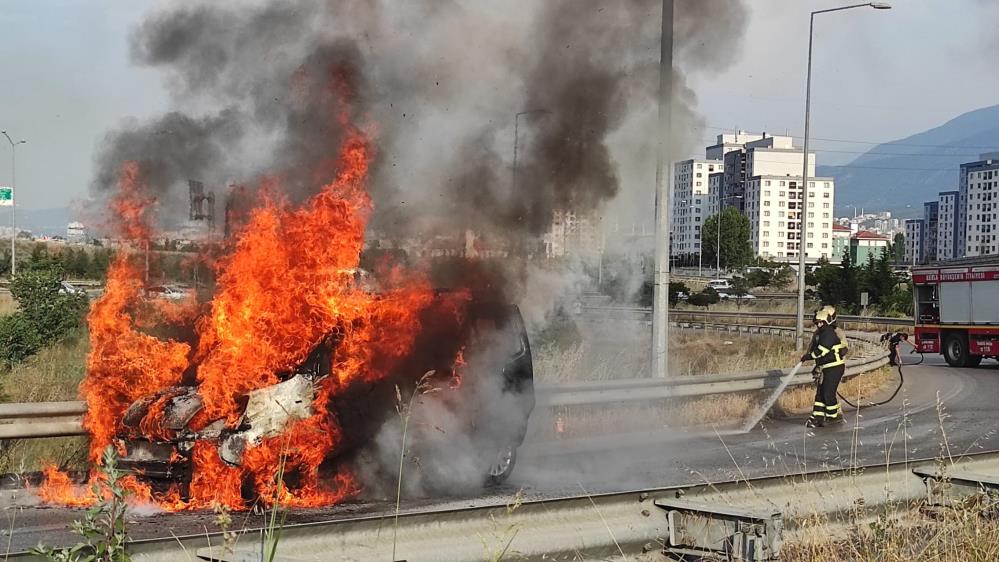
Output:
[0, 329, 889, 440]
[6, 450, 997, 560]
[536, 329, 888, 407]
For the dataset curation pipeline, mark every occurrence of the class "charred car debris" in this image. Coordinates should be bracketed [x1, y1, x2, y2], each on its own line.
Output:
[116, 298, 535, 497]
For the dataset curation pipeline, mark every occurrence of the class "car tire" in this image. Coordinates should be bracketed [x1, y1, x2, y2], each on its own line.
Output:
[485, 444, 517, 486]
[943, 333, 969, 368]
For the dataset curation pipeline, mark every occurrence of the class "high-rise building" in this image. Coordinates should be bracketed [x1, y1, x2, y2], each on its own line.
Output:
[922, 201, 939, 263]
[743, 175, 835, 262]
[546, 210, 602, 259]
[960, 152, 999, 257]
[937, 191, 959, 261]
[671, 159, 723, 257]
[716, 133, 816, 211]
[671, 131, 827, 264]
[905, 219, 924, 265]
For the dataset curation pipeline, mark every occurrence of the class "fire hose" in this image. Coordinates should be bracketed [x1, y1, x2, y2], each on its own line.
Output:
[836, 336, 923, 410]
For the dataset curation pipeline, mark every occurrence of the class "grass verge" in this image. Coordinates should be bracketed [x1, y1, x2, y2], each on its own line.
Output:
[783, 497, 999, 561]
[534, 332, 798, 383]
[0, 332, 89, 474]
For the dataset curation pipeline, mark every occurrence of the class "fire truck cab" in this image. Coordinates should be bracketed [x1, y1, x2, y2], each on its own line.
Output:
[912, 258, 999, 367]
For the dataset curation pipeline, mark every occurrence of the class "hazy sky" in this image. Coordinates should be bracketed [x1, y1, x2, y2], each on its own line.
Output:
[1, 0, 997, 212]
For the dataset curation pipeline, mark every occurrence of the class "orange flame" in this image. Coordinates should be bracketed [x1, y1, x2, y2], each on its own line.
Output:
[41, 76, 465, 510]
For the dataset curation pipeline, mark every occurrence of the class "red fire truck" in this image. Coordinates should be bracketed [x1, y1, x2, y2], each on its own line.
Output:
[912, 258, 999, 367]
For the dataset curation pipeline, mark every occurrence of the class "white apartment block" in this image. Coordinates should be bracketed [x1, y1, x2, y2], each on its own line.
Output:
[671, 159, 722, 256]
[705, 130, 765, 160]
[671, 130, 832, 263]
[743, 175, 835, 262]
[962, 153, 999, 257]
[937, 191, 959, 261]
[546, 209, 602, 259]
[905, 219, 924, 265]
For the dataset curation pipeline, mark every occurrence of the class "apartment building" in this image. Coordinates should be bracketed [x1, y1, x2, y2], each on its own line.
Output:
[671, 131, 826, 263]
[961, 152, 999, 257]
[922, 200, 939, 263]
[936, 191, 959, 261]
[905, 218, 924, 265]
[743, 175, 835, 262]
[671, 159, 723, 256]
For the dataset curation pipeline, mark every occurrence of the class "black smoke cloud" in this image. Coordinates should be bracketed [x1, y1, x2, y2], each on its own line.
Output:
[90, 0, 747, 242]
[442, 0, 748, 239]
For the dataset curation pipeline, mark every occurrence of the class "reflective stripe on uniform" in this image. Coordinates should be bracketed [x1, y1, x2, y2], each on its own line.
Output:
[826, 403, 841, 411]
[814, 402, 826, 407]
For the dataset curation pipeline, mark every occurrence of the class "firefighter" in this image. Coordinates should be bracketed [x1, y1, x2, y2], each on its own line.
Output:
[801, 305, 848, 428]
[881, 331, 914, 367]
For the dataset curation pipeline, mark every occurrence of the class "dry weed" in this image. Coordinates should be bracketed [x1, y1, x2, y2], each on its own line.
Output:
[777, 366, 893, 415]
[534, 332, 797, 384]
[784, 499, 999, 561]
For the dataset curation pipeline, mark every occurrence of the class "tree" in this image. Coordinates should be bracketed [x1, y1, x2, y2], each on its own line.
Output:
[728, 276, 752, 308]
[812, 249, 859, 311]
[668, 281, 690, 306]
[701, 207, 753, 272]
[769, 266, 793, 291]
[745, 268, 772, 289]
[9, 266, 88, 342]
[688, 287, 720, 309]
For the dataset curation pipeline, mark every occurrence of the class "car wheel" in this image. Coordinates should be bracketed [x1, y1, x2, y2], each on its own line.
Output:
[485, 444, 517, 485]
[943, 334, 969, 368]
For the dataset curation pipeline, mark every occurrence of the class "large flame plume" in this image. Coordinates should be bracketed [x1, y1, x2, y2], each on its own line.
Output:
[40, 76, 462, 511]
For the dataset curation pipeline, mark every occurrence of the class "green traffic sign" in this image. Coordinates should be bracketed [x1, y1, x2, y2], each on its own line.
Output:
[0, 187, 11, 206]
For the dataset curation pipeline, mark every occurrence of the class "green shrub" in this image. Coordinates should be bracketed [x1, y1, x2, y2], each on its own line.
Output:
[9, 267, 88, 342]
[0, 313, 42, 368]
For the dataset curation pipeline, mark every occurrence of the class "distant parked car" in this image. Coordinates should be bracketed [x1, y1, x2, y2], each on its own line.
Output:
[145, 285, 188, 301]
[707, 279, 732, 291]
[58, 281, 84, 296]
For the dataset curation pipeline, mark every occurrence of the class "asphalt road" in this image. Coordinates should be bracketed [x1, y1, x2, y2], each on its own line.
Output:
[4, 355, 996, 553]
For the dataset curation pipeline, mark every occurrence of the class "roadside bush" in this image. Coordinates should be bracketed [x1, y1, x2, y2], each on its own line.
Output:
[687, 287, 720, 309]
[0, 313, 42, 368]
[668, 282, 690, 306]
[9, 267, 88, 343]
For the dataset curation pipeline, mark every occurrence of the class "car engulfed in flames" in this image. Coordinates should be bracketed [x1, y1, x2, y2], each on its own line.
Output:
[114, 301, 535, 499]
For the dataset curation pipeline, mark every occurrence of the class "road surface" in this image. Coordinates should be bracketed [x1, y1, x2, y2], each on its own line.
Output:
[3, 354, 994, 553]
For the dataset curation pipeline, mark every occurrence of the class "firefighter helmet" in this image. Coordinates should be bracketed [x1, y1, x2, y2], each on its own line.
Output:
[814, 305, 837, 324]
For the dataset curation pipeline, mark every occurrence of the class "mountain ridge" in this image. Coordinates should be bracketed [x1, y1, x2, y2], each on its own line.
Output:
[819, 104, 999, 214]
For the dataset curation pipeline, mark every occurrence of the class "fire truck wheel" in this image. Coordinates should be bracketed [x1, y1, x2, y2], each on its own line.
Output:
[943, 333, 970, 368]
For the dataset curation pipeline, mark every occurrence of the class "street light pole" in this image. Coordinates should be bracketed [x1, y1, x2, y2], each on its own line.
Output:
[795, 2, 891, 349]
[2, 132, 26, 277]
[512, 109, 550, 195]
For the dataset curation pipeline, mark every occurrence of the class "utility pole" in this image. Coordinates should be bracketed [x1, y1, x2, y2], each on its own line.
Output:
[652, 0, 674, 378]
[2, 132, 26, 277]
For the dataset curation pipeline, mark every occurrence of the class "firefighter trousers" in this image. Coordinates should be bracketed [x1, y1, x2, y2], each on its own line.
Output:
[812, 364, 845, 421]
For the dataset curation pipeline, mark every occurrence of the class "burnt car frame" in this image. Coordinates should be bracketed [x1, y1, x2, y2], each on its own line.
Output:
[117, 300, 535, 498]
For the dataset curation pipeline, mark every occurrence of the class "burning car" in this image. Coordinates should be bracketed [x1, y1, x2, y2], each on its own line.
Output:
[115, 298, 534, 499]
